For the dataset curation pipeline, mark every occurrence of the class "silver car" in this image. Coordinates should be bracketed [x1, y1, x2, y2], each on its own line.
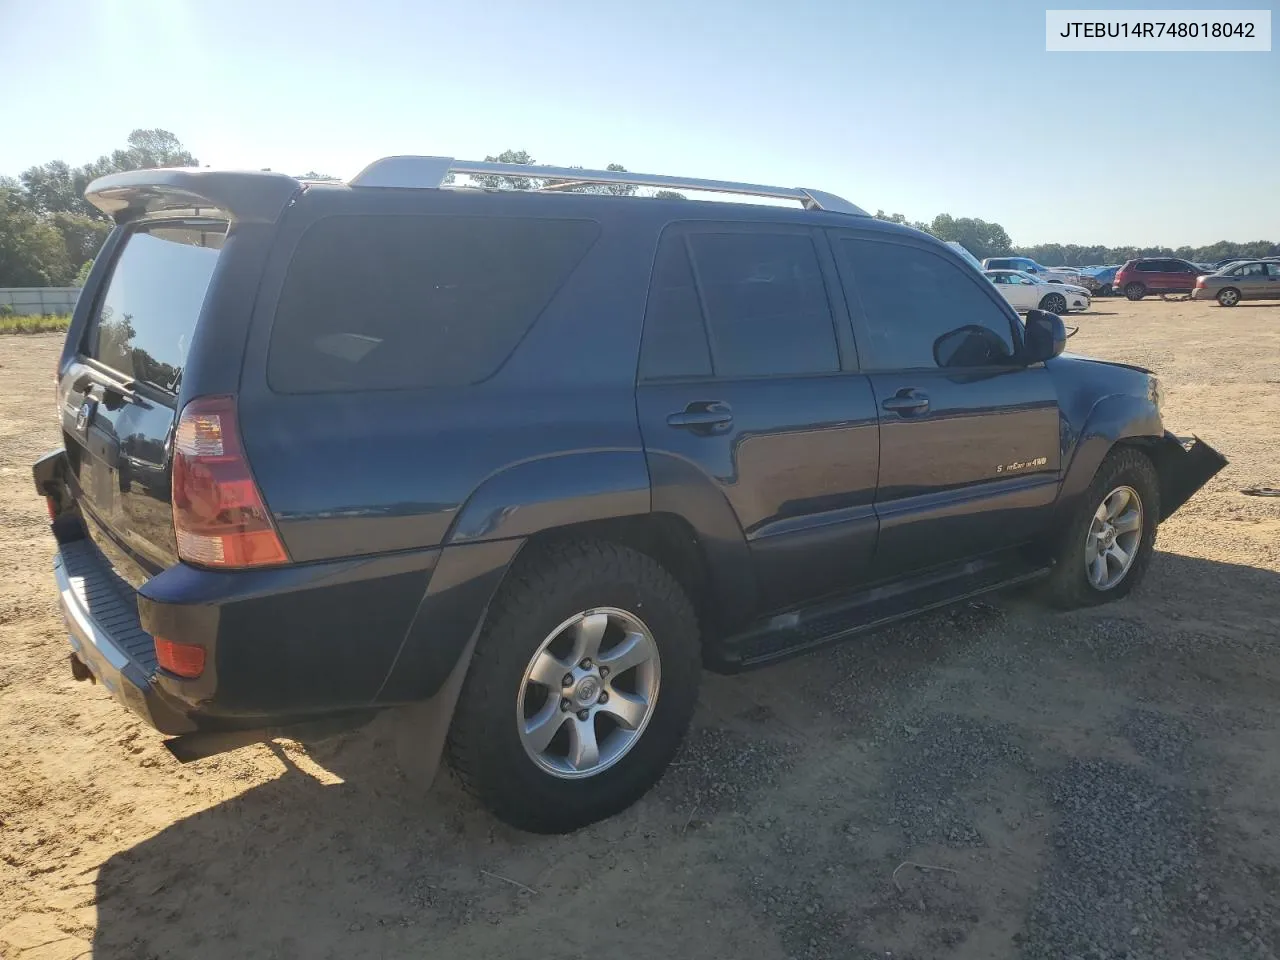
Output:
[1191, 260, 1280, 307]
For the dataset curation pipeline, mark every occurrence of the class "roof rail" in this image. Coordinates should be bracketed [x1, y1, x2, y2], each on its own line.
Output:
[348, 156, 868, 216]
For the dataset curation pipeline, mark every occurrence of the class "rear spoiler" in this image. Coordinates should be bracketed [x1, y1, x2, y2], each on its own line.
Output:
[85, 167, 305, 225]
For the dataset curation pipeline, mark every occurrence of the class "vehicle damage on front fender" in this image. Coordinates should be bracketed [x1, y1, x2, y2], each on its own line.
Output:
[1150, 433, 1228, 519]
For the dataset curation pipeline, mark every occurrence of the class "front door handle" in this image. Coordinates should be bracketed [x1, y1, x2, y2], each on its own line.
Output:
[667, 401, 733, 433]
[881, 391, 930, 415]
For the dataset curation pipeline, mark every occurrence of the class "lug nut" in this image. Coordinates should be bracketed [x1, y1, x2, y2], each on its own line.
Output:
[579, 658, 593, 669]
[562, 673, 575, 688]
[599, 666, 610, 679]
[560, 698, 572, 712]
[577, 709, 590, 721]
[598, 692, 609, 704]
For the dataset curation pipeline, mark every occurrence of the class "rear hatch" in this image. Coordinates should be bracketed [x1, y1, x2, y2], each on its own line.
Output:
[59, 218, 227, 587]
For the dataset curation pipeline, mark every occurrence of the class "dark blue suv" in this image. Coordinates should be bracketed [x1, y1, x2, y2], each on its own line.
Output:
[33, 158, 1225, 832]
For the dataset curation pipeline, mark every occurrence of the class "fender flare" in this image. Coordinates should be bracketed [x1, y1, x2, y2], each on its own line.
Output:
[445, 450, 651, 545]
[446, 449, 758, 632]
[1057, 393, 1161, 510]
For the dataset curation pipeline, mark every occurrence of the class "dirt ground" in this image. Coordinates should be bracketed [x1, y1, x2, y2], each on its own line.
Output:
[2, 299, 1278, 960]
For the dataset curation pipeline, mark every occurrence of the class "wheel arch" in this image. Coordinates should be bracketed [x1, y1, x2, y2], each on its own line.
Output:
[1055, 393, 1162, 526]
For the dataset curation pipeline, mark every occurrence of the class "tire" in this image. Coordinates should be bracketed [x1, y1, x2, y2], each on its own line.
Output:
[1043, 447, 1160, 609]
[1217, 287, 1241, 307]
[1040, 293, 1068, 314]
[1099, 284, 1113, 297]
[446, 539, 701, 833]
[1124, 283, 1147, 301]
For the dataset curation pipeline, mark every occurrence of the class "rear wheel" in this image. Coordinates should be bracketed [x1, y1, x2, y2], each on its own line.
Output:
[447, 540, 701, 833]
[1125, 282, 1147, 301]
[1217, 287, 1241, 307]
[1098, 283, 1113, 297]
[1040, 292, 1068, 314]
[1044, 448, 1159, 609]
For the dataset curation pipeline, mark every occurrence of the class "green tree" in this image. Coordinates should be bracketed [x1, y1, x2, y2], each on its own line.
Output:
[928, 214, 1012, 260]
[20, 129, 198, 221]
[653, 190, 686, 200]
[74, 259, 95, 287]
[0, 186, 74, 285]
[470, 149, 541, 190]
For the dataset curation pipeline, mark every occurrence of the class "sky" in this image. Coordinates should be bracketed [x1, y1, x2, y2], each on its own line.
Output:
[1, 0, 1276, 247]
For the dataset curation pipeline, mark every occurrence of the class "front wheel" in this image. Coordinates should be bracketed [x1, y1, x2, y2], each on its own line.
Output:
[447, 540, 701, 833]
[1043, 448, 1160, 609]
[1125, 283, 1147, 301]
[1040, 292, 1068, 314]
[1217, 287, 1241, 307]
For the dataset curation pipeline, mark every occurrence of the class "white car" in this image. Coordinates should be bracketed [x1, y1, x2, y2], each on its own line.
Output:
[982, 256, 1082, 286]
[985, 270, 1091, 313]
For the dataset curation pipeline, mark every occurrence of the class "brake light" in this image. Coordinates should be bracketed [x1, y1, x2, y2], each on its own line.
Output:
[1195, 277, 1206, 287]
[171, 395, 288, 568]
[154, 637, 206, 678]
[46, 496, 57, 520]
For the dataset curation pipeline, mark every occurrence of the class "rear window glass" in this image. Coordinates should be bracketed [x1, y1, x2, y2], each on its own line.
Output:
[268, 215, 600, 392]
[86, 220, 227, 392]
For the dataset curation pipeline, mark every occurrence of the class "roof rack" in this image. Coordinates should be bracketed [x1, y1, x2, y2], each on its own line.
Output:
[348, 156, 868, 216]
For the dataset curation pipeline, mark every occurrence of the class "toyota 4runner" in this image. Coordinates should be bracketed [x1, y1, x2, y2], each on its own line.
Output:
[33, 157, 1226, 833]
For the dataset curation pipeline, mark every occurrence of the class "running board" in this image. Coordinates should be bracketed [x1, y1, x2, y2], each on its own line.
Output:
[709, 554, 1050, 672]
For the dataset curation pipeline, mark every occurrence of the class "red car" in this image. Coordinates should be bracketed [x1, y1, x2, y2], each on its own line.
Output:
[1114, 258, 1204, 300]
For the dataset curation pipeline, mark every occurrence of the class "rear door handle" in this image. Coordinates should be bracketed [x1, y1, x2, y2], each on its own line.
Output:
[881, 391, 930, 415]
[667, 402, 733, 433]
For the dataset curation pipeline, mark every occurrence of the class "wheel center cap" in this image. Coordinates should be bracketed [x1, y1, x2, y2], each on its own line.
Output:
[575, 676, 601, 704]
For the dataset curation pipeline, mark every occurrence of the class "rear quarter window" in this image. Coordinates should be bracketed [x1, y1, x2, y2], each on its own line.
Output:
[267, 214, 600, 392]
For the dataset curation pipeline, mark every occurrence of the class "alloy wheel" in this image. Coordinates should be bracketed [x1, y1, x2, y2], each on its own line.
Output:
[516, 607, 661, 779]
[1085, 485, 1143, 590]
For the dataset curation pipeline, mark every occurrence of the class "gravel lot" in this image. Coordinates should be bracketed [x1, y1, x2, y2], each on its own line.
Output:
[2, 298, 1279, 960]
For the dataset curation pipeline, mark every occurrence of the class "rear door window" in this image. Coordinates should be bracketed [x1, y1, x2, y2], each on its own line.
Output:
[86, 220, 227, 393]
[639, 229, 840, 380]
[268, 215, 600, 392]
[687, 232, 839, 378]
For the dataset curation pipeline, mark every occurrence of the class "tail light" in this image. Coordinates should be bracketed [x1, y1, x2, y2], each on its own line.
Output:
[171, 395, 288, 568]
[1195, 277, 1206, 288]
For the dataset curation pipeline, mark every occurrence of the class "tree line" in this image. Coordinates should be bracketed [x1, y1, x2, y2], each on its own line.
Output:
[2, 132, 1276, 288]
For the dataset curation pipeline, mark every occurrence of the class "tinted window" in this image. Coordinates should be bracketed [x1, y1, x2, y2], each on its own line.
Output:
[1231, 262, 1267, 277]
[269, 215, 599, 392]
[86, 220, 226, 392]
[986, 259, 1012, 270]
[687, 232, 839, 378]
[1136, 261, 1159, 272]
[638, 234, 712, 379]
[1267, 264, 1280, 278]
[840, 239, 1016, 370]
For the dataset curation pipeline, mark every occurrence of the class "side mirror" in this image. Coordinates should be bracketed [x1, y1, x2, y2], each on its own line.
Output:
[1023, 309, 1067, 364]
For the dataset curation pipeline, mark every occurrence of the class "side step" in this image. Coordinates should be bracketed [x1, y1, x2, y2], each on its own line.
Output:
[709, 553, 1050, 672]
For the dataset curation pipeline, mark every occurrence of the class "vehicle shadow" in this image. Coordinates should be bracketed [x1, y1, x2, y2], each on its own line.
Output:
[86, 550, 1280, 960]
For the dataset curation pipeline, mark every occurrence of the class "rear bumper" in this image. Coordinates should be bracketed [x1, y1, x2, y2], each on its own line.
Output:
[55, 542, 197, 735]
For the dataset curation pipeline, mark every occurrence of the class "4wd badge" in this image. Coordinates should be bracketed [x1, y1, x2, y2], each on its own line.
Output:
[996, 456, 1048, 474]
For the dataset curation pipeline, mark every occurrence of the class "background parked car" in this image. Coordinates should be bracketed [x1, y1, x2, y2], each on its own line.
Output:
[1113, 258, 1204, 300]
[982, 257, 1082, 285]
[1082, 265, 1122, 296]
[1193, 260, 1280, 306]
[985, 269, 1090, 313]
